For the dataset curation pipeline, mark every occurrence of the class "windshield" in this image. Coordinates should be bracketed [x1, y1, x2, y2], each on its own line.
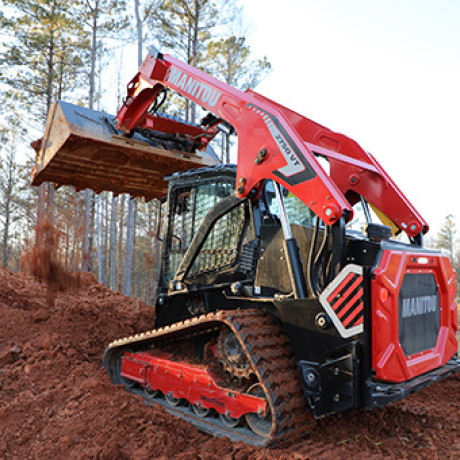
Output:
[346, 200, 370, 234]
[264, 181, 314, 226]
[263, 181, 408, 244]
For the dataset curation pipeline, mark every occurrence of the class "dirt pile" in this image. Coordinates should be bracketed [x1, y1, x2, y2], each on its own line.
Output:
[0, 268, 459, 459]
[21, 221, 84, 306]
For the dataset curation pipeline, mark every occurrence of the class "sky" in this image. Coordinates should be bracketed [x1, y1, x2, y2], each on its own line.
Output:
[240, 0, 460, 236]
[13, 0, 458, 238]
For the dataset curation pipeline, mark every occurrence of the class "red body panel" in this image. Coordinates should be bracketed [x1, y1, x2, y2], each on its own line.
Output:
[120, 351, 266, 419]
[371, 251, 457, 382]
[114, 52, 428, 237]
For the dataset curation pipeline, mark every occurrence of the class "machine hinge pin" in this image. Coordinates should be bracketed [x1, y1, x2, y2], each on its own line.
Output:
[254, 148, 268, 164]
[237, 177, 246, 194]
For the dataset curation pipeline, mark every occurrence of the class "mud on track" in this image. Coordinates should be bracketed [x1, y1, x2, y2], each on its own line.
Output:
[0, 268, 459, 459]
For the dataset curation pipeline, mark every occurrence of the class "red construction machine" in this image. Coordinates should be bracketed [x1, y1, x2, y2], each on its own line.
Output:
[32, 47, 459, 446]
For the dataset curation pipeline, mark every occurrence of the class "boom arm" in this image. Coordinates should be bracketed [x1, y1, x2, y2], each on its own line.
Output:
[116, 48, 428, 237]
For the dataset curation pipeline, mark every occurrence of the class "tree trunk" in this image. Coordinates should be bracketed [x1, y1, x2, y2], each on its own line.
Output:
[83, 0, 99, 272]
[2, 150, 15, 268]
[38, 23, 56, 230]
[46, 184, 55, 224]
[103, 193, 109, 280]
[82, 189, 92, 271]
[118, 195, 125, 290]
[65, 213, 70, 270]
[96, 194, 103, 283]
[89, 1, 98, 111]
[123, 0, 143, 296]
[190, 0, 199, 123]
[89, 192, 95, 270]
[124, 197, 135, 295]
[110, 194, 117, 289]
[70, 200, 78, 269]
[2, 192, 11, 268]
[151, 200, 162, 305]
[134, 0, 143, 66]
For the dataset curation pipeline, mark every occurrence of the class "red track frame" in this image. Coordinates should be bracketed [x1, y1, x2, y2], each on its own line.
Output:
[115, 51, 428, 237]
[121, 351, 266, 419]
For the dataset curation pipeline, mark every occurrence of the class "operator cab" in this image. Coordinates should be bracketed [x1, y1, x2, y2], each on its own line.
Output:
[159, 164, 417, 302]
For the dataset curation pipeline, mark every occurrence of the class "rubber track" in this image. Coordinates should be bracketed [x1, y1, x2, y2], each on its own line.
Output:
[103, 309, 313, 446]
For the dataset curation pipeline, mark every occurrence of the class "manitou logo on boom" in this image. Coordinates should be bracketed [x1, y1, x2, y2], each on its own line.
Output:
[401, 295, 438, 318]
[168, 67, 221, 107]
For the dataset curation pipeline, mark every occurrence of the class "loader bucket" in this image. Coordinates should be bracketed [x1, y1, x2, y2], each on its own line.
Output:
[31, 101, 219, 200]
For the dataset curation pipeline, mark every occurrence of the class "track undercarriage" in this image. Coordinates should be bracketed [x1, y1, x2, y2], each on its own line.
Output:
[103, 309, 312, 446]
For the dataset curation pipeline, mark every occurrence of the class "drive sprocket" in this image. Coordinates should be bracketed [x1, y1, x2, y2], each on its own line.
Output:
[217, 327, 253, 380]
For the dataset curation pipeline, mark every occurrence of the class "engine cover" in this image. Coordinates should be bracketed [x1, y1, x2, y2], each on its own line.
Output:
[371, 249, 457, 383]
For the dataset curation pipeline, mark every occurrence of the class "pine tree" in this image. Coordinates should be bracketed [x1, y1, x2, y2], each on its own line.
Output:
[0, 0, 87, 118]
[147, 0, 227, 122]
[0, 146, 20, 268]
[0, 113, 30, 269]
[206, 35, 271, 162]
[1, 0, 89, 228]
[437, 214, 457, 263]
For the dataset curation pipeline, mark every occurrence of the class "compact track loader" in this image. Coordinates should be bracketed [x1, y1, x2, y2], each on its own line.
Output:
[32, 47, 459, 446]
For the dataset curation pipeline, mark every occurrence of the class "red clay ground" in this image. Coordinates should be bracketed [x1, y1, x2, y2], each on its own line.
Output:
[1, 267, 459, 459]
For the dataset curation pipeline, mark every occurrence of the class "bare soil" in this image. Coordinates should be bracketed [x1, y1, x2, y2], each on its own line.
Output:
[0, 267, 459, 459]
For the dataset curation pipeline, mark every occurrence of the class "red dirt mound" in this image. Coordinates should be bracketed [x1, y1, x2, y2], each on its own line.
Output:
[0, 268, 459, 459]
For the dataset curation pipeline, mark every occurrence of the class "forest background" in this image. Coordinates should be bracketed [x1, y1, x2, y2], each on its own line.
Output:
[0, 0, 458, 305]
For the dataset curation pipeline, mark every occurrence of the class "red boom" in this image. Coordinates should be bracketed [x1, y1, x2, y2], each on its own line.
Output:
[115, 49, 428, 237]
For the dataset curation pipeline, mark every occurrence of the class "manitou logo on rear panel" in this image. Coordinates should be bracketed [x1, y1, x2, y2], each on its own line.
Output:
[401, 295, 438, 318]
[168, 67, 221, 107]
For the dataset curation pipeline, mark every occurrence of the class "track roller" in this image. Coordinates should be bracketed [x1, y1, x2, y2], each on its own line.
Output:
[219, 412, 241, 428]
[191, 403, 212, 418]
[165, 393, 181, 407]
[143, 386, 159, 400]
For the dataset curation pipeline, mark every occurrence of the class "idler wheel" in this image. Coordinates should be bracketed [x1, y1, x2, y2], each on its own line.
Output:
[244, 384, 272, 438]
[117, 348, 136, 388]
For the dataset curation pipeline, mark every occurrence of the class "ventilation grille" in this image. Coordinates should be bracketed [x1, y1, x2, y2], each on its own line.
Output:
[319, 265, 364, 338]
[398, 273, 440, 356]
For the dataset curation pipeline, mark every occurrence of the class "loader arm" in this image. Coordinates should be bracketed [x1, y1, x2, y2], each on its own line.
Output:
[116, 49, 428, 237]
